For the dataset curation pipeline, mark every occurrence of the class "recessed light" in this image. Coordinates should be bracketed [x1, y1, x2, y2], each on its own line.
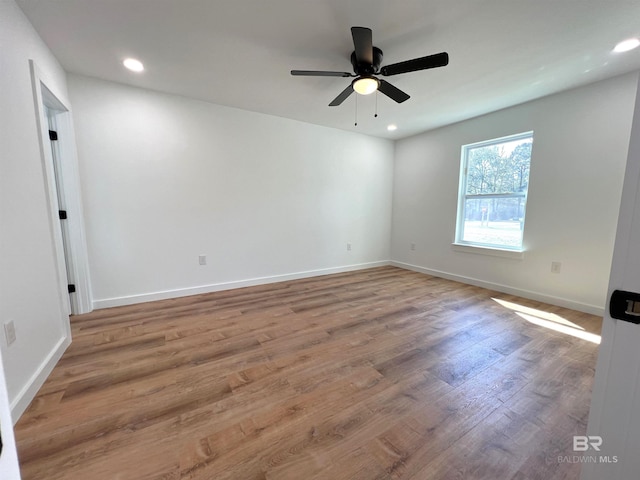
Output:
[613, 38, 640, 53]
[123, 58, 144, 72]
[387, 124, 398, 131]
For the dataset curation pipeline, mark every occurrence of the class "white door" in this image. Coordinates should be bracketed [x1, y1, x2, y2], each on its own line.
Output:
[46, 108, 76, 313]
[581, 78, 640, 479]
[0, 352, 21, 479]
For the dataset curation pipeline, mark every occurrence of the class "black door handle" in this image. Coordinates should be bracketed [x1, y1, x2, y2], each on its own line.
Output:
[610, 290, 640, 324]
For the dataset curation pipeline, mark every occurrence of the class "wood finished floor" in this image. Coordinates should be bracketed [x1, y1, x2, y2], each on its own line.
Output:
[14, 266, 602, 480]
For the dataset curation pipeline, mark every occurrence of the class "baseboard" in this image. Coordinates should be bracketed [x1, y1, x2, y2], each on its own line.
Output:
[391, 261, 605, 316]
[93, 261, 391, 309]
[10, 333, 71, 423]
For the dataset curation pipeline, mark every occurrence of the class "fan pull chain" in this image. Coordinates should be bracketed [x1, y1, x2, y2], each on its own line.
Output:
[375, 91, 378, 118]
[354, 93, 358, 126]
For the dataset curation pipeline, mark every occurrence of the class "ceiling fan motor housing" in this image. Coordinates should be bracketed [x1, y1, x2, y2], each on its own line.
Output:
[351, 46, 383, 75]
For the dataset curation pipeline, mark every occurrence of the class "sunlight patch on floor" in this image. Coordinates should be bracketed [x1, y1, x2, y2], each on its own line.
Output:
[492, 298, 601, 344]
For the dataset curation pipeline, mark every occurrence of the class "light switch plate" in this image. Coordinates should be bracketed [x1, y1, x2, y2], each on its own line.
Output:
[4, 321, 16, 346]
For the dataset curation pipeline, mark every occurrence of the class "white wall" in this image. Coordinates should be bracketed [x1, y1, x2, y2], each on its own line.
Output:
[0, 0, 71, 419]
[67, 75, 394, 308]
[391, 73, 639, 314]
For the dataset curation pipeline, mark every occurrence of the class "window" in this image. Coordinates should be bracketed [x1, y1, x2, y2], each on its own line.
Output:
[455, 132, 533, 251]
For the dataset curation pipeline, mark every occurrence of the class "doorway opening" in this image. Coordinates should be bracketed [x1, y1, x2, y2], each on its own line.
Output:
[31, 60, 92, 316]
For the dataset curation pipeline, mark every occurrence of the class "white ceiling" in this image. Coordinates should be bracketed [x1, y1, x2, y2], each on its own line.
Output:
[17, 0, 640, 139]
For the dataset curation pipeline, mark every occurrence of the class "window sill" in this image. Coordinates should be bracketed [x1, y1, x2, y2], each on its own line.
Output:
[451, 243, 525, 260]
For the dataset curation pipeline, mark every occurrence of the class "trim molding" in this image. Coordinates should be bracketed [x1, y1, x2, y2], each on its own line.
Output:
[392, 260, 605, 316]
[451, 243, 525, 260]
[10, 334, 71, 423]
[93, 261, 391, 309]
[30, 59, 93, 316]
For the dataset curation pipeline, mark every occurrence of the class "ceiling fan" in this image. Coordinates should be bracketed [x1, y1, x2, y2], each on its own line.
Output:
[291, 26, 449, 106]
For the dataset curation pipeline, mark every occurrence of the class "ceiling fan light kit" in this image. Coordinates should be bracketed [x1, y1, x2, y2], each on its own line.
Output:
[291, 26, 449, 107]
[352, 76, 379, 95]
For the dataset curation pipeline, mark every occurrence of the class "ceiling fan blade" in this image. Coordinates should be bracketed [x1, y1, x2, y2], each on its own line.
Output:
[329, 84, 354, 106]
[291, 70, 353, 77]
[378, 79, 410, 103]
[351, 26, 373, 65]
[380, 52, 449, 76]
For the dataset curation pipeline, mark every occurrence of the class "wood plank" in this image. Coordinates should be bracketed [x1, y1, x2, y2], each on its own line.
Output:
[14, 266, 602, 480]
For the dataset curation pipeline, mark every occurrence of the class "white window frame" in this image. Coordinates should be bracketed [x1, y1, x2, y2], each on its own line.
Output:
[454, 131, 533, 254]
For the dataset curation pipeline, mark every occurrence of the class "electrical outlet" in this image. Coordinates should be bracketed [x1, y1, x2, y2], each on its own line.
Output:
[4, 321, 16, 346]
[347, 243, 352, 251]
[198, 255, 207, 266]
[410, 243, 416, 251]
[551, 261, 562, 274]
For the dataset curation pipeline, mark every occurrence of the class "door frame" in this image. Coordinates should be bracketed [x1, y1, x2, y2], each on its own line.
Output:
[581, 77, 640, 478]
[30, 60, 92, 316]
[0, 350, 20, 479]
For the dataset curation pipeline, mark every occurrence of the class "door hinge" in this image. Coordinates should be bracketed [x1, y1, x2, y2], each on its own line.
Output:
[49, 130, 58, 141]
[68, 284, 76, 294]
[59, 210, 67, 220]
